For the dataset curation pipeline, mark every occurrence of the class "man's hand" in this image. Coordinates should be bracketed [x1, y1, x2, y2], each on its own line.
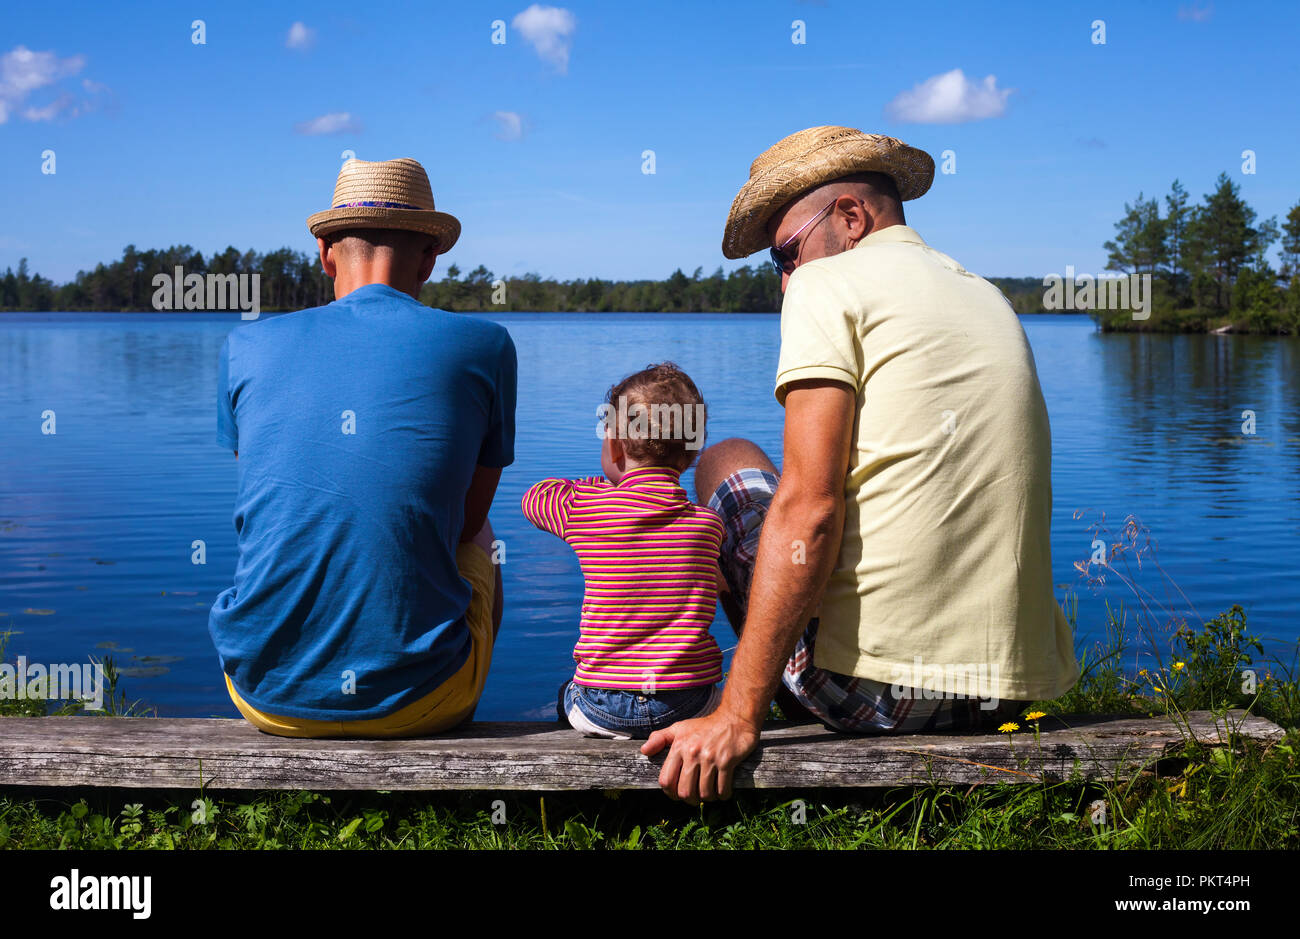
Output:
[640, 704, 760, 803]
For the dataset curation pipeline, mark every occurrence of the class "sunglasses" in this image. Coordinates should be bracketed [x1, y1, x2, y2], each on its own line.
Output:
[769, 198, 837, 276]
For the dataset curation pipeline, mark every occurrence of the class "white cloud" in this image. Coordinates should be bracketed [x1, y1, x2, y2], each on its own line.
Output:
[0, 45, 86, 124]
[294, 111, 361, 135]
[491, 110, 525, 140]
[23, 92, 77, 121]
[512, 5, 576, 73]
[884, 68, 1012, 124]
[1178, 3, 1213, 22]
[33, 79, 116, 120]
[286, 22, 316, 50]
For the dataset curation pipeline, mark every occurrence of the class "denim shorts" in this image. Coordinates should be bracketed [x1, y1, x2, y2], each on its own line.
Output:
[556, 679, 722, 740]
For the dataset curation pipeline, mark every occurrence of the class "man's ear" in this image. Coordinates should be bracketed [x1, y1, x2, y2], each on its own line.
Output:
[836, 195, 871, 246]
[417, 240, 438, 286]
[317, 237, 337, 279]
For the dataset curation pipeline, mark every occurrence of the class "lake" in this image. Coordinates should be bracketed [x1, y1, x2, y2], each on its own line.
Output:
[1, 312, 1297, 719]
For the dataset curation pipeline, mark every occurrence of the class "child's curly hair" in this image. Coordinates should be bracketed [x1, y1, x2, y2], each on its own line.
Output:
[604, 362, 708, 471]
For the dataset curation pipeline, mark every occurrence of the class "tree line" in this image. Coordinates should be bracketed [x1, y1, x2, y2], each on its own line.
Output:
[0, 246, 334, 314]
[1, 244, 1058, 317]
[0, 247, 793, 314]
[5, 227, 1248, 323]
[1099, 173, 1300, 333]
[419, 263, 785, 313]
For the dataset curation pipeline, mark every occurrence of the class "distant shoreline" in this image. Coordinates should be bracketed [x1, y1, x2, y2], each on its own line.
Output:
[3, 245, 1293, 333]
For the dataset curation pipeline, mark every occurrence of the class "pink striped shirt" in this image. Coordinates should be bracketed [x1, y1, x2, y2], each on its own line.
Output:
[521, 466, 725, 690]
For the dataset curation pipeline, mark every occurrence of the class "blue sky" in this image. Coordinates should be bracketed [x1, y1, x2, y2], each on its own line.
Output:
[2, 0, 1297, 285]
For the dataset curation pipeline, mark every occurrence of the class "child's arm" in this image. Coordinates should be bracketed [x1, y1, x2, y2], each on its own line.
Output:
[520, 478, 581, 539]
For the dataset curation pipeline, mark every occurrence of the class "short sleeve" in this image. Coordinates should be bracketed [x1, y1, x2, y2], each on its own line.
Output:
[774, 263, 862, 406]
[521, 478, 578, 539]
[477, 330, 517, 468]
[216, 336, 238, 451]
[704, 504, 726, 550]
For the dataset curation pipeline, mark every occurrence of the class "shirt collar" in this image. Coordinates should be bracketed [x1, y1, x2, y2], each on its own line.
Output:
[858, 223, 926, 248]
[339, 282, 414, 303]
[615, 465, 684, 489]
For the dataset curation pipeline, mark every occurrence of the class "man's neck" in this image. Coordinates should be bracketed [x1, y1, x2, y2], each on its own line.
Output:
[846, 217, 908, 252]
[333, 265, 419, 301]
[868, 214, 906, 235]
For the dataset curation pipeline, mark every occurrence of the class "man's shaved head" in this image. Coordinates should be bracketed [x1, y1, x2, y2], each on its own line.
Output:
[317, 227, 441, 300]
[326, 228, 439, 263]
[823, 171, 901, 203]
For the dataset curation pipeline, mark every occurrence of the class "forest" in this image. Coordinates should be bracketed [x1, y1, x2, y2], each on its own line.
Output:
[0, 247, 1050, 317]
[1095, 173, 1300, 333]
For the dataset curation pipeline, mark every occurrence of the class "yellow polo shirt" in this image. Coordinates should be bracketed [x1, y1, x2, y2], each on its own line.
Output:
[775, 224, 1078, 702]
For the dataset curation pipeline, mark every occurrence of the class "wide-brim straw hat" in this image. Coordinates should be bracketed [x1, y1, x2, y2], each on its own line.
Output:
[306, 157, 461, 251]
[722, 126, 934, 259]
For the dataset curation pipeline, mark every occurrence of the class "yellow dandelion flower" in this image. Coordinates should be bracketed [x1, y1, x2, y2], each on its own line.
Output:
[1138, 669, 1148, 677]
[1024, 711, 1047, 721]
[1173, 661, 1186, 671]
[998, 722, 1019, 733]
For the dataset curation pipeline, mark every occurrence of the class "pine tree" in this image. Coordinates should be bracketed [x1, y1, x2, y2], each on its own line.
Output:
[1163, 180, 1191, 305]
[1105, 193, 1166, 278]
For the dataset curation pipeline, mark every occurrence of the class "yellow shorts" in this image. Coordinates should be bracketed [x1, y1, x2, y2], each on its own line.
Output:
[224, 541, 497, 739]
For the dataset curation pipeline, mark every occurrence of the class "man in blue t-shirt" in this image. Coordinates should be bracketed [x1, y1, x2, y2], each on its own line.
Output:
[210, 157, 516, 737]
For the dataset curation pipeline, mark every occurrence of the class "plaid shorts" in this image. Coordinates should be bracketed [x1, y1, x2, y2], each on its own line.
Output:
[708, 469, 1028, 734]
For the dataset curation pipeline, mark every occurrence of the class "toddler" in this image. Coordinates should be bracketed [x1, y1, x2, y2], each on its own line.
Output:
[521, 362, 725, 739]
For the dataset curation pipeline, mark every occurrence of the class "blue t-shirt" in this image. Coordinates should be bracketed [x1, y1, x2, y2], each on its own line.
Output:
[209, 282, 517, 720]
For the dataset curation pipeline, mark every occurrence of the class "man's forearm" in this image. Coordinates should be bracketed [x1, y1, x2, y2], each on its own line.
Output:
[719, 489, 844, 728]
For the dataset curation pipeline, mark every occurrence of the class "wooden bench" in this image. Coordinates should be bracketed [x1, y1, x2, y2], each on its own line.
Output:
[0, 710, 1284, 791]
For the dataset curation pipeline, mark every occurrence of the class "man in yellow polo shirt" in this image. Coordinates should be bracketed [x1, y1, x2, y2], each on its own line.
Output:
[643, 126, 1079, 801]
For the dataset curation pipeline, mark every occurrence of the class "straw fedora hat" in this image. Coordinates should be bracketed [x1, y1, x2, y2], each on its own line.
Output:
[722, 126, 934, 259]
[306, 157, 461, 251]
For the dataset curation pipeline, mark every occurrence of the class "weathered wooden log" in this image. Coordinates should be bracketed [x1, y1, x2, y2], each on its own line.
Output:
[0, 710, 1284, 791]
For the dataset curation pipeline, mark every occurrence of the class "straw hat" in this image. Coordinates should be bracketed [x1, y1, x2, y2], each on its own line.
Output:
[722, 126, 934, 259]
[306, 157, 461, 250]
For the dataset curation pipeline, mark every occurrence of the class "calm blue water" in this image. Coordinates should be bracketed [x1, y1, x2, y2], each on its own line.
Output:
[1, 312, 1297, 718]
